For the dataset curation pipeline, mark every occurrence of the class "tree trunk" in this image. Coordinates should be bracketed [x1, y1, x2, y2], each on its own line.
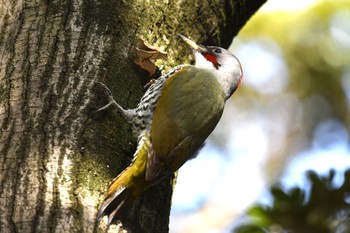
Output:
[0, 0, 266, 232]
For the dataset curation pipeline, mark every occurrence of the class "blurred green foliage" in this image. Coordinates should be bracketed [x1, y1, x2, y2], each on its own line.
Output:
[236, 1, 350, 154]
[234, 169, 350, 233]
[232, 2, 350, 233]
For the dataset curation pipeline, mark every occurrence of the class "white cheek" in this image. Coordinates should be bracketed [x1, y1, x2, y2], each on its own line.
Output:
[194, 53, 217, 71]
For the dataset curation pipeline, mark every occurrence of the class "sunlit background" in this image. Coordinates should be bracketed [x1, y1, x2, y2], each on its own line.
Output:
[170, 0, 350, 232]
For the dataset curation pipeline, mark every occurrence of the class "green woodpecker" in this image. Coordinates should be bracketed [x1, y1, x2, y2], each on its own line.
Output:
[96, 35, 243, 225]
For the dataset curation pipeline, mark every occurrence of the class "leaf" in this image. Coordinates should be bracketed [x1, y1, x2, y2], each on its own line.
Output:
[134, 39, 167, 76]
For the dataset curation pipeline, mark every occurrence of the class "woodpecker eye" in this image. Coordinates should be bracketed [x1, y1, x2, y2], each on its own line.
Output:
[214, 48, 222, 54]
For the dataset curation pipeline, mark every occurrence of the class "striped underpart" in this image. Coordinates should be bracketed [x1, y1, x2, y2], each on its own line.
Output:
[131, 65, 184, 136]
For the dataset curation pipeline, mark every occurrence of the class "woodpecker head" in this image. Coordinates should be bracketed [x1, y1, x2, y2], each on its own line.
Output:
[179, 34, 243, 100]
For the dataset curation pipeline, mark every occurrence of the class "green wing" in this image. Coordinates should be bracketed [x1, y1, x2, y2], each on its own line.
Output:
[147, 65, 225, 181]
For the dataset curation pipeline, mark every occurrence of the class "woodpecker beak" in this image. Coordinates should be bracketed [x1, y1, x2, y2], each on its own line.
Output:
[178, 34, 207, 52]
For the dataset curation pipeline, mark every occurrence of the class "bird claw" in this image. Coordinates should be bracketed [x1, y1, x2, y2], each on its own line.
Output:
[95, 82, 119, 113]
[144, 79, 156, 89]
[95, 101, 114, 113]
[95, 82, 135, 122]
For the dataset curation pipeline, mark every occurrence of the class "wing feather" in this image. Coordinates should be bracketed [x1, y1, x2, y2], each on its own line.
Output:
[147, 66, 225, 180]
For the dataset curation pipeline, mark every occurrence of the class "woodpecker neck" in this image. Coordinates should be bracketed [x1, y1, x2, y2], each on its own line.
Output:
[193, 50, 243, 100]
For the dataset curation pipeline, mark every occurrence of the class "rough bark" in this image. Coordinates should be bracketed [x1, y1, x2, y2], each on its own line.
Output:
[0, 0, 266, 233]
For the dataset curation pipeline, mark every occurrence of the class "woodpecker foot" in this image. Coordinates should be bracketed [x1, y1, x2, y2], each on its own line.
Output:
[95, 82, 135, 121]
[144, 79, 156, 89]
[95, 82, 119, 113]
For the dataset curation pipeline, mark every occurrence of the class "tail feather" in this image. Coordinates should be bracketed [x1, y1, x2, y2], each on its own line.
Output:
[97, 135, 150, 225]
[96, 165, 136, 225]
[96, 185, 131, 222]
[107, 189, 133, 225]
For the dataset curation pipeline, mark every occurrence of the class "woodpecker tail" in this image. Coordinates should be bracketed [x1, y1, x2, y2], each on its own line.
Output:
[96, 136, 151, 225]
[96, 168, 134, 225]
